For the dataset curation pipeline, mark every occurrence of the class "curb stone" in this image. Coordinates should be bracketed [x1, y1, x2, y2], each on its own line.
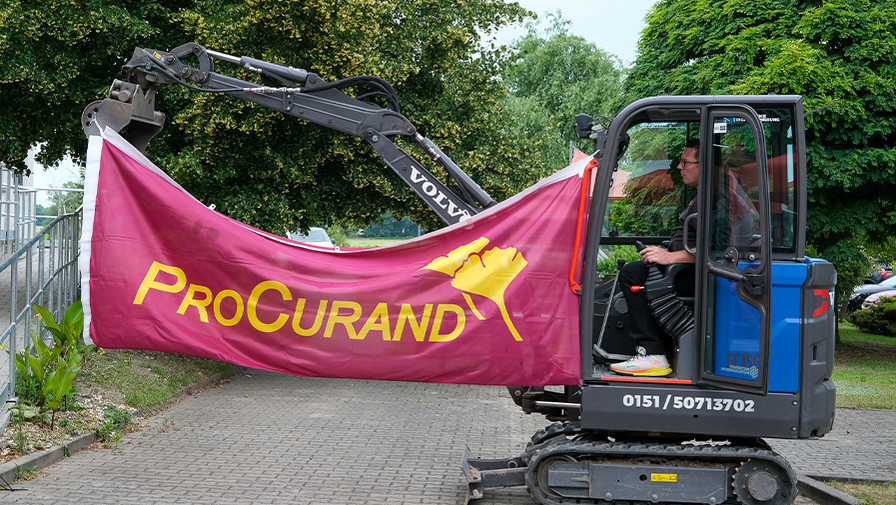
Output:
[0, 366, 241, 487]
[809, 474, 895, 485]
[0, 432, 95, 486]
[798, 475, 862, 505]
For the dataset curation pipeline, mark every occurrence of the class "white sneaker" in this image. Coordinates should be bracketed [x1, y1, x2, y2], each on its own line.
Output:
[610, 354, 672, 377]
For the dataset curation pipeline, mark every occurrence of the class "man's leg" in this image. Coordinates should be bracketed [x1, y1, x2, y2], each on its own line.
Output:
[611, 261, 672, 376]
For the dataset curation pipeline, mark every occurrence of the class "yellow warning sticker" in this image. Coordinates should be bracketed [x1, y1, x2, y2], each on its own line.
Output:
[651, 473, 678, 482]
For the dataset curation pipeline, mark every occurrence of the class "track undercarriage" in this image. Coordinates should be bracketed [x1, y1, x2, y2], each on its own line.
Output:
[464, 423, 797, 505]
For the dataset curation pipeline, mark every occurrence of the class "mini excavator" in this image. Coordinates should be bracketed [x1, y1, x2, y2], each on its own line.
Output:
[84, 43, 836, 505]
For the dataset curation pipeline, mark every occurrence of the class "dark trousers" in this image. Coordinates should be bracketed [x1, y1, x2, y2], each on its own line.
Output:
[618, 261, 668, 355]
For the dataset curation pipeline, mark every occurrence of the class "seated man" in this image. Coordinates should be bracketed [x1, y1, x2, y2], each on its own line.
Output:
[610, 140, 700, 377]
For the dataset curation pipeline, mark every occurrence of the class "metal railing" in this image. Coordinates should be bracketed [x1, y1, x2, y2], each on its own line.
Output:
[2, 163, 84, 259]
[1, 163, 38, 258]
[0, 207, 81, 423]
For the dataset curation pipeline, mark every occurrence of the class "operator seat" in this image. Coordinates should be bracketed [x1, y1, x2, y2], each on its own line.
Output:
[641, 262, 695, 340]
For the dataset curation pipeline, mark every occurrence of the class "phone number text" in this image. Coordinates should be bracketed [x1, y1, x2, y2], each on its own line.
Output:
[622, 394, 756, 412]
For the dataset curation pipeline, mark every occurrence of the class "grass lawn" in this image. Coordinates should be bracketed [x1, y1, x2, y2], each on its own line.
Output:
[833, 323, 896, 409]
[344, 237, 406, 248]
[829, 324, 896, 504]
[76, 349, 235, 412]
[827, 480, 896, 505]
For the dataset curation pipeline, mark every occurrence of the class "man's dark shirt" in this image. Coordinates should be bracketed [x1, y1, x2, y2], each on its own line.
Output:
[667, 198, 698, 253]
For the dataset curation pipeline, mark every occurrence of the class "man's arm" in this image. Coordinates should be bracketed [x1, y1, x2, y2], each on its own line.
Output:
[640, 246, 695, 265]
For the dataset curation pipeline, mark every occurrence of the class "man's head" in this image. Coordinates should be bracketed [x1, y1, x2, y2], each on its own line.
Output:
[678, 139, 700, 188]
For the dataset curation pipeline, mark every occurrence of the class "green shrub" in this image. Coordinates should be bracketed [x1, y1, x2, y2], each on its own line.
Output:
[325, 225, 351, 248]
[13, 301, 94, 429]
[849, 297, 896, 337]
[596, 246, 641, 275]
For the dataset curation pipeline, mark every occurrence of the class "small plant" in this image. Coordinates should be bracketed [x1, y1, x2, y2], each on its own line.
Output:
[101, 430, 124, 448]
[9, 403, 39, 424]
[96, 404, 132, 444]
[103, 404, 132, 426]
[12, 429, 28, 455]
[13, 301, 94, 429]
[158, 417, 175, 433]
[16, 466, 41, 481]
[8, 404, 37, 455]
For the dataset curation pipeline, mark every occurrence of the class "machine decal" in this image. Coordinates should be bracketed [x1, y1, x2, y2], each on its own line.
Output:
[721, 353, 761, 379]
[812, 288, 832, 318]
[407, 166, 473, 220]
[622, 394, 756, 412]
[650, 473, 678, 483]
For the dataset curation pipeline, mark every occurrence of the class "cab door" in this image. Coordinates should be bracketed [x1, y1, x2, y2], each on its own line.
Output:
[695, 107, 772, 393]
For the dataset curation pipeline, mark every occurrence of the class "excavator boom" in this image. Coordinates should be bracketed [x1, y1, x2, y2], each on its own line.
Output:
[82, 43, 494, 225]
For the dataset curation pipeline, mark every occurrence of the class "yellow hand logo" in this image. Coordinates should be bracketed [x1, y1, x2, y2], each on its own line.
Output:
[422, 237, 528, 341]
[422, 237, 490, 276]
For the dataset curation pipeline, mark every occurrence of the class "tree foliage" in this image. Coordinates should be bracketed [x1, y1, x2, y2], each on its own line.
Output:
[357, 212, 420, 239]
[52, 180, 85, 214]
[0, 0, 533, 232]
[626, 0, 896, 300]
[0, 0, 189, 172]
[502, 14, 624, 171]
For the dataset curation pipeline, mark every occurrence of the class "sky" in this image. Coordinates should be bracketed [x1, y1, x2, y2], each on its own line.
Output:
[28, 149, 82, 205]
[31, 1, 656, 194]
[491, 0, 656, 64]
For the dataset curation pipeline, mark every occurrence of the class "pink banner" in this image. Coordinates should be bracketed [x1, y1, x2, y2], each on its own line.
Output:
[80, 131, 586, 385]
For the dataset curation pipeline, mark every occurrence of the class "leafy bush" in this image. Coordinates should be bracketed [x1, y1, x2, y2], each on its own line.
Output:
[596, 246, 641, 275]
[325, 225, 351, 248]
[849, 297, 896, 337]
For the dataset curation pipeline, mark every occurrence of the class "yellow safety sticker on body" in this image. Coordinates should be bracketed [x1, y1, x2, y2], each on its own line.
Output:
[651, 473, 678, 482]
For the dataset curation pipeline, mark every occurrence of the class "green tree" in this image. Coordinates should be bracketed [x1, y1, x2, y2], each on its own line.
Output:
[503, 14, 624, 171]
[1, 0, 534, 232]
[361, 212, 420, 238]
[50, 180, 85, 215]
[626, 0, 896, 306]
[0, 1, 190, 173]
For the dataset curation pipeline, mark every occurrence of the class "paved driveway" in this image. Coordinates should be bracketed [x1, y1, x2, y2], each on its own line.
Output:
[2, 368, 882, 504]
[0, 370, 545, 504]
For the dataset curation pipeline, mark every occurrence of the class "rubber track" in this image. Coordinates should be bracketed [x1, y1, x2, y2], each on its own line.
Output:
[525, 437, 797, 505]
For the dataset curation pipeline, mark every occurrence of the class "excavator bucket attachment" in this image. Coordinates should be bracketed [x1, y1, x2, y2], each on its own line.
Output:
[461, 447, 526, 503]
[82, 81, 165, 152]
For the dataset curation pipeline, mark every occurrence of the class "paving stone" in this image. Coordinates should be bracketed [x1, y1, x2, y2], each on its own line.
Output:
[771, 407, 896, 482]
[0, 369, 889, 504]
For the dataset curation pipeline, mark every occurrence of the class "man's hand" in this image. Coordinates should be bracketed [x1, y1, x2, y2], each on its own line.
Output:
[640, 246, 695, 265]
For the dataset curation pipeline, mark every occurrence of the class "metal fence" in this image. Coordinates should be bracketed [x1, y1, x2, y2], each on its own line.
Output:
[0, 206, 81, 427]
[1, 163, 38, 257]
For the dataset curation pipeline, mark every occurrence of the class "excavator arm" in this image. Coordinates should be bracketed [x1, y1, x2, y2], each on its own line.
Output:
[82, 42, 495, 225]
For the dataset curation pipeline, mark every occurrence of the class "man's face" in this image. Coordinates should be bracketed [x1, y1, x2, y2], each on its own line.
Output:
[679, 147, 699, 188]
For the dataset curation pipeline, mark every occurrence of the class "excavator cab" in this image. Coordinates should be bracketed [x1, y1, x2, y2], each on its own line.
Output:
[590, 99, 774, 386]
[582, 96, 835, 404]
[484, 97, 836, 505]
[573, 97, 836, 433]
[513, 96, 834, 432]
